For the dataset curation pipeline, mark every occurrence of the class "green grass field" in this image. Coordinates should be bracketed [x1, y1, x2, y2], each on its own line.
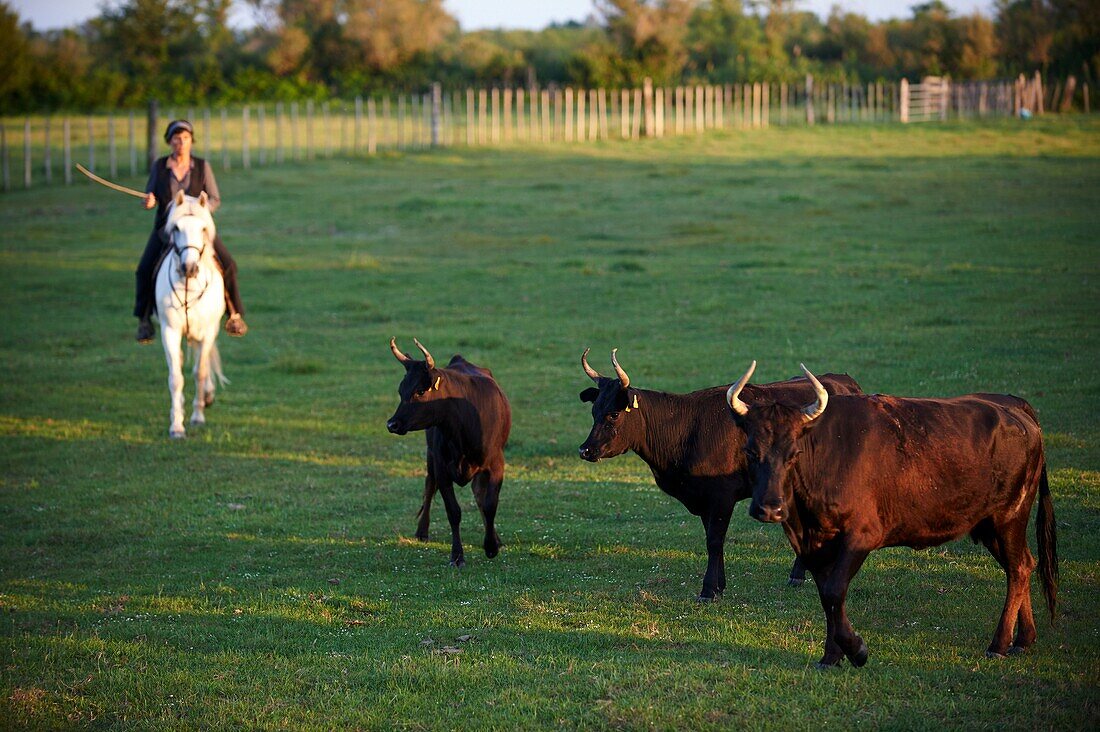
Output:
[2, 118, 1098, 729]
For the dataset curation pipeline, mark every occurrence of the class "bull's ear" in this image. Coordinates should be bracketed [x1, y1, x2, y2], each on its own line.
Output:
[432, 375, 442, 391]
[624, 388, 640, 412]
[579, 387, 599, 403]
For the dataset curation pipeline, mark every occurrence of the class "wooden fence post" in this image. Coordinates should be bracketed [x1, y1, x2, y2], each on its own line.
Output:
[805, 75, 814, 125]
[643, 78, 654, 137]
[431, 83, 442, 147]
[1, 125, 8, 192]
[900, 79, 909, 123]
[44, 117, 52, 185]
[128, 111, 136, 175]
[23, 119, 31, 189]
[257, 105, 266, 166]
[63, 118, 71, 184]
[108, 115, 116, 178]
[87, 116, 95, 173]
[147, 100, 158, 172]
[516, 88, 526, 142]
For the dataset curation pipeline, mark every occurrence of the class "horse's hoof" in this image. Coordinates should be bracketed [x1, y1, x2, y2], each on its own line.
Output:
[484, 546, 499, 559]
[696, 593, 720, 603]
[190, 417, 205, 426]
[787, 577, 806, 588]
[848, 642, 869, 668]
[414, 533, 429, 543]
[169, 430, 186, 439]
[985, 649, 1008, 660]
[449, 557, 465, 569]
[1007, 646, 1028, 656]
[814, 661, 841, 670]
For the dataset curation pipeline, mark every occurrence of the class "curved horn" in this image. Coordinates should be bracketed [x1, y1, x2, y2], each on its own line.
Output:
[610, 348, 630, 389]
[389, 337, 412, 364]
[726, 360, 757, 416]
[581, 348, 602, 382]
[412, 338, 435, 369]
[799, 363, 829, 422]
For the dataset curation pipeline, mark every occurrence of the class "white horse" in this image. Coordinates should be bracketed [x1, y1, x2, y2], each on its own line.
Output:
[155, 190, 227, 438]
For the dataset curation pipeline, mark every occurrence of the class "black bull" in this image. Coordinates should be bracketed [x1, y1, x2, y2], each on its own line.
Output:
[727, 362, 1058, 668]
[387, 338, 511, 568]
[577, 349, 863, 600]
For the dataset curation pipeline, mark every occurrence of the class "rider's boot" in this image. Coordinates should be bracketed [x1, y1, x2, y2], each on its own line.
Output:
[136, 315, 155, 344]
[226, 313, 248, 337]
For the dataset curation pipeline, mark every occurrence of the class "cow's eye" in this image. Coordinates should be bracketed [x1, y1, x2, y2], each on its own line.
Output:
[607, 412, 620, 422]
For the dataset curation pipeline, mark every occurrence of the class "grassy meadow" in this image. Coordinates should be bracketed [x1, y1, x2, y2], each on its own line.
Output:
[1, 118, 1098, 729]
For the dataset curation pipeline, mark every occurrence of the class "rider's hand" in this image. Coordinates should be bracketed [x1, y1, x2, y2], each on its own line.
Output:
[143, 193, 156, 209]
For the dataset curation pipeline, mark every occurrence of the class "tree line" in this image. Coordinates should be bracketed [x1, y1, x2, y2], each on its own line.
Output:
[1, 0, 1096, 113]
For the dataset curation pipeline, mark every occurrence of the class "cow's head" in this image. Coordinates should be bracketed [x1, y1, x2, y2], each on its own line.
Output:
[727, 361, 829, 524]
[577, 348, 644, 462]
[386, 337, 447, 435]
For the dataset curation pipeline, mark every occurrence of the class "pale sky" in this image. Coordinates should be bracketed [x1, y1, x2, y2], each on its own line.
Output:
[11, 0, 995, 32]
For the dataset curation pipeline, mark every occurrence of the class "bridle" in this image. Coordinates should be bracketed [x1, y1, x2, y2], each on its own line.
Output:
[165, 207, 215, 333]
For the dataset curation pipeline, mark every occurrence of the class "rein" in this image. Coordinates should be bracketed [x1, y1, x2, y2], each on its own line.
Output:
[164, 207, 215, 335]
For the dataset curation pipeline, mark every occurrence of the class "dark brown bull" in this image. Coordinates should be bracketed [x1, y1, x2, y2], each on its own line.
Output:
[727, 361, 1057, 668]
[387, 338, 511, 567]
[578, 349, 863, 600]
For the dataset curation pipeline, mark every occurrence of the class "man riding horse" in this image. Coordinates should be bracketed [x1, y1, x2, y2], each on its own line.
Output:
[134, 119, 248, 343]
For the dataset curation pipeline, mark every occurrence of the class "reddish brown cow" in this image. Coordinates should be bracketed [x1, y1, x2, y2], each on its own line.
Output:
[726, 361, 1057, 668]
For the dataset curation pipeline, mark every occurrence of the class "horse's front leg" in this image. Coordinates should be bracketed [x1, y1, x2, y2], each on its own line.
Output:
[191, 338, 216, 427]
[161, 324, 186, 438]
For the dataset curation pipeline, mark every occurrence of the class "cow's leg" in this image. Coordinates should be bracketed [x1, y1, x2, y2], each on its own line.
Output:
[415, 461, 437, 542]
[698, 507, 732, 601]
[472, 469, 503, 559]
[161, 324, 186, 438]
[788, 556, 807, 587]
[436, 476, 465, 568]
[813, 547, 869, 668]
[978, 517, 1037, 657]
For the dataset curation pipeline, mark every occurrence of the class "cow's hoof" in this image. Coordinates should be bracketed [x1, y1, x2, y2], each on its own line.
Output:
[814, 661, 841, 671]
[1007, 646, 1028, 656]
[787, 576, 806, 588]
[414, 533, 429, 543]
[484, 545, 499, 559]
[848, 642, 869, 668]
[985, 649, 1008, 660]
[695, 593, 720, 603]
[449, 557, 465, 569]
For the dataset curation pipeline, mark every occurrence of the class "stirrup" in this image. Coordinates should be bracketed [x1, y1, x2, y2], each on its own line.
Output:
[226, 313, 248, 337]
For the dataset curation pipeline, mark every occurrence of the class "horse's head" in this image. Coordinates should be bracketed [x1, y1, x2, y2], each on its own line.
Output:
[164, 190, 216, 279]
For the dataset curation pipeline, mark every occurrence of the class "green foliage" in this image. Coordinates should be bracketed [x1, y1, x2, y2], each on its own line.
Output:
[1, 120, 1099, 728]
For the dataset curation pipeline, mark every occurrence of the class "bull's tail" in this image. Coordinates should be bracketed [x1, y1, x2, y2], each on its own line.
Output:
[1036, 460, 1058, 622]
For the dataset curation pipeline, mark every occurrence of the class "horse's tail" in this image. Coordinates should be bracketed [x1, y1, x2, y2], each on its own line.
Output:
[1036, 458, 1058, 622]
[209, 342, 229, 387]
[186, 342, 229, 387]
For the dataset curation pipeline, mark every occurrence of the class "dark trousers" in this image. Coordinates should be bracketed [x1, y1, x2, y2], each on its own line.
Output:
[134, 228, 244, 318]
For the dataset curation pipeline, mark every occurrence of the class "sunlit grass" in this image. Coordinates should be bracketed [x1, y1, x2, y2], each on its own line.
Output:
[1, 117, 1098, 728]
